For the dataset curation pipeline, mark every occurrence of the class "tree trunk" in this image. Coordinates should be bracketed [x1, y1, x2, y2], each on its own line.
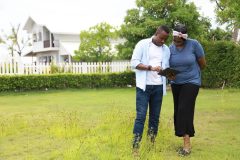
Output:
[232, 25, 239, 42]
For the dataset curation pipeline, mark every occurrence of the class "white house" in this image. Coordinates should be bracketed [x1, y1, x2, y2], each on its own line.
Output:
[23, 17, 80, 64]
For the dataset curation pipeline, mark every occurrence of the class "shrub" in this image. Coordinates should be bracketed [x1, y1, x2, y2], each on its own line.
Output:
[0, 72, 135, 92]
[201, 41, 240, 88]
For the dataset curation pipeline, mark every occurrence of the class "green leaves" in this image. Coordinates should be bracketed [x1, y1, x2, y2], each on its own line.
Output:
[74, 22, 118, 62]
[117, 0, 211, 59]
[211, 0, 240, 27]
[201, 40, 240, 88]
[207, 27, 232, 41]
[0, 36, 5, 44]
[0, 72, 135, 92]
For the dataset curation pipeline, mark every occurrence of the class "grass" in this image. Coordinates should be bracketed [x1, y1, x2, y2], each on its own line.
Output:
[0, 88, 239, 160]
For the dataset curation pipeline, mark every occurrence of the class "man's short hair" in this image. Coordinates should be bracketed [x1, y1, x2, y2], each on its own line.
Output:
[156, 25, 170, 34]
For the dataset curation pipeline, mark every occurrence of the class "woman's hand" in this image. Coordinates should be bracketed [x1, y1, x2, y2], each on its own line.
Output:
[166, 73, 176, 80]
[198, 57, 206, 70]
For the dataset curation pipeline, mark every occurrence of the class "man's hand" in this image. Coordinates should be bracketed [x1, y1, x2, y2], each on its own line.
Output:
[151, 66, 162, 72]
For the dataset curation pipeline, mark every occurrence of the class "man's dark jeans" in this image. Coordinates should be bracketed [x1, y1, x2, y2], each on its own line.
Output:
[133, 85, 163, 136]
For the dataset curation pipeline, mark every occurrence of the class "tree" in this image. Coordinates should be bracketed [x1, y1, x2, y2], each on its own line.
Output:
[117, 0, 211, 59]
[0, 24, 31, 57]
[207, 27, 232, 41]
[74, 22, 118, 62]
[211, 0, 240, 42]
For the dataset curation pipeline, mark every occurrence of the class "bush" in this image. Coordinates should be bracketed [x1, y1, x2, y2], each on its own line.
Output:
[0, 72, 135, 92]
[201, 41, 240, 88]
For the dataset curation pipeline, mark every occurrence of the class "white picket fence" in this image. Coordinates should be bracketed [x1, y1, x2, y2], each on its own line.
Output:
[0, 61, 131, 75]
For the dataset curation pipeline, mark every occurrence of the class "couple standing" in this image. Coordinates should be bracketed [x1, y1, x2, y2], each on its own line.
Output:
[131, 24, 206, 156]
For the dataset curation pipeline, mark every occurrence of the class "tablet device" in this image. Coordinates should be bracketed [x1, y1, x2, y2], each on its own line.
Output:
[158, 68, 180, 76]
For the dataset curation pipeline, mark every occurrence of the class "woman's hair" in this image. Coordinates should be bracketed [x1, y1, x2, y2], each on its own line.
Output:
[174, 24, 187, 34]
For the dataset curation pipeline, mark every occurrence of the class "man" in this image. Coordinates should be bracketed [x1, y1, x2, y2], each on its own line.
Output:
[131, 25, 170, 152]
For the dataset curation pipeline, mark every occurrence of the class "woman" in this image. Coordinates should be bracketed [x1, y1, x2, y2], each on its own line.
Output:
[169, 24, 206, 156]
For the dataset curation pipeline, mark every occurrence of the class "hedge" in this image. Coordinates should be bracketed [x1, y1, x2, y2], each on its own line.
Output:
[201, 41, 240, 88]
[0, 72, 135, 92]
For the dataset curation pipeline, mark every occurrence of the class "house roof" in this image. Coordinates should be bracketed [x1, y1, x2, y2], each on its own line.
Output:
[23, 16, 100, 34]
[23, 51, 35, 57]
[23, 48, 59, 56]
[23, 41, 79, 57]
[23, 16, 80, 34]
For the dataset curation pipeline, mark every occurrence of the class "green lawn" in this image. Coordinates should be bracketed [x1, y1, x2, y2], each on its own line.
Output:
[0, 88, 239, 160]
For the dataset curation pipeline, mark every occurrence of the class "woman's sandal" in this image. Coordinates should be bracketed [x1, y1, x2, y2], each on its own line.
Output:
[178, 148, 191, 156]
[176, 146, 183, 152]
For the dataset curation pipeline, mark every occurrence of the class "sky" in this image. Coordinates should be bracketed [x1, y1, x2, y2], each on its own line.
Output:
[0, 0, 137, 33]
[0, 0, 217, 60]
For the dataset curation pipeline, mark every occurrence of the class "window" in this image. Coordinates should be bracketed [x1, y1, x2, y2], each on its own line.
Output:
[33, 33, 37, 42]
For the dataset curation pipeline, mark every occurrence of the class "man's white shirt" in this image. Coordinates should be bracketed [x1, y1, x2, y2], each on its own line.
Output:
[146, 42, 163, 85]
